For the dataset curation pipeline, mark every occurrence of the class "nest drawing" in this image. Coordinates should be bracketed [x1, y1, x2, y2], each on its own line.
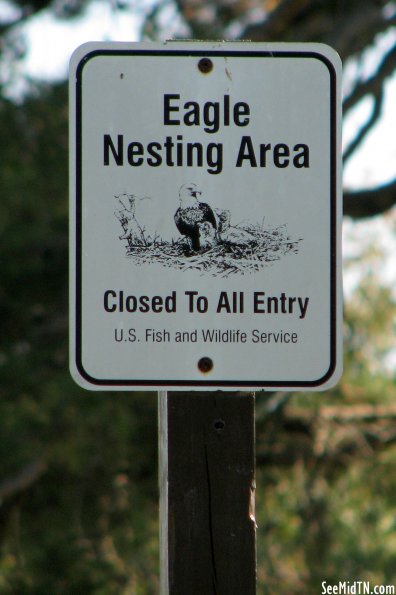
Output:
[124, 223, 301, 278]
[114, 189, 302, 278]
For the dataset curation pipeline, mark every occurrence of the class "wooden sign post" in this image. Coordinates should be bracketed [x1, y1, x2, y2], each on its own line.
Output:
[69, 41, 342, 595]
[159, 392, 256, 595]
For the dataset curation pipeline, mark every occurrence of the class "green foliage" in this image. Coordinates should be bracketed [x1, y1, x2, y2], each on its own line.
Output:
[0, 379, 160, 592]
[256, 450, 396, 594]
[0, 82, 161, 592]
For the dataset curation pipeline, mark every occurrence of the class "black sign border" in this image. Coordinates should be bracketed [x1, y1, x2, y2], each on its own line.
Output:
[73, 47, 340, 389]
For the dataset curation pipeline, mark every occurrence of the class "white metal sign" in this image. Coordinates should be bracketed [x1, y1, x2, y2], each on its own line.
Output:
[69, 41, 342, 391]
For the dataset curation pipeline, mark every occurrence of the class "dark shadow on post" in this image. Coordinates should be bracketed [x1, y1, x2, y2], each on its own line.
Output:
[159, 391, 256, 595]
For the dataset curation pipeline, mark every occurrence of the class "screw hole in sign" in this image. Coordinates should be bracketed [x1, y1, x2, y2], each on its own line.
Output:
[198, 356, 214, 373]
[198, 58, 213, 74]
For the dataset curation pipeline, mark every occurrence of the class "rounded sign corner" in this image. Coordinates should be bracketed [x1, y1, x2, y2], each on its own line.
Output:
[310, 42, 343, 72]
[70, 359, 104, 392]
[312, 359, 343, 392]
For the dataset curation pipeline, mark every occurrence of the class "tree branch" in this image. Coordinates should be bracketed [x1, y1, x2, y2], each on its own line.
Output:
[326, 5, 395, 59]
[241, 0, 314, 41]
[290, 403, 396, 423]
[343, 87, 384, 163]
[344, 179, 396, 218]
[0, 460, 47, 503]
[343, 43, 396, 115]
[256, 402, 396, 467]
[240, 0, 394, 63]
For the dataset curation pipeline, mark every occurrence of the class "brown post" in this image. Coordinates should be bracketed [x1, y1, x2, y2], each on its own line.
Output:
[159, 391, 256, 595]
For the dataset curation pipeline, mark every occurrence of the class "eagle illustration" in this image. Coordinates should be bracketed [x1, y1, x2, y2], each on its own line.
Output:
[174, 183, 217, 251]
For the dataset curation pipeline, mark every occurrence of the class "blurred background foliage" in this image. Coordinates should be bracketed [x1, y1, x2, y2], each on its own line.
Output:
[1, 0, 396, 593]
